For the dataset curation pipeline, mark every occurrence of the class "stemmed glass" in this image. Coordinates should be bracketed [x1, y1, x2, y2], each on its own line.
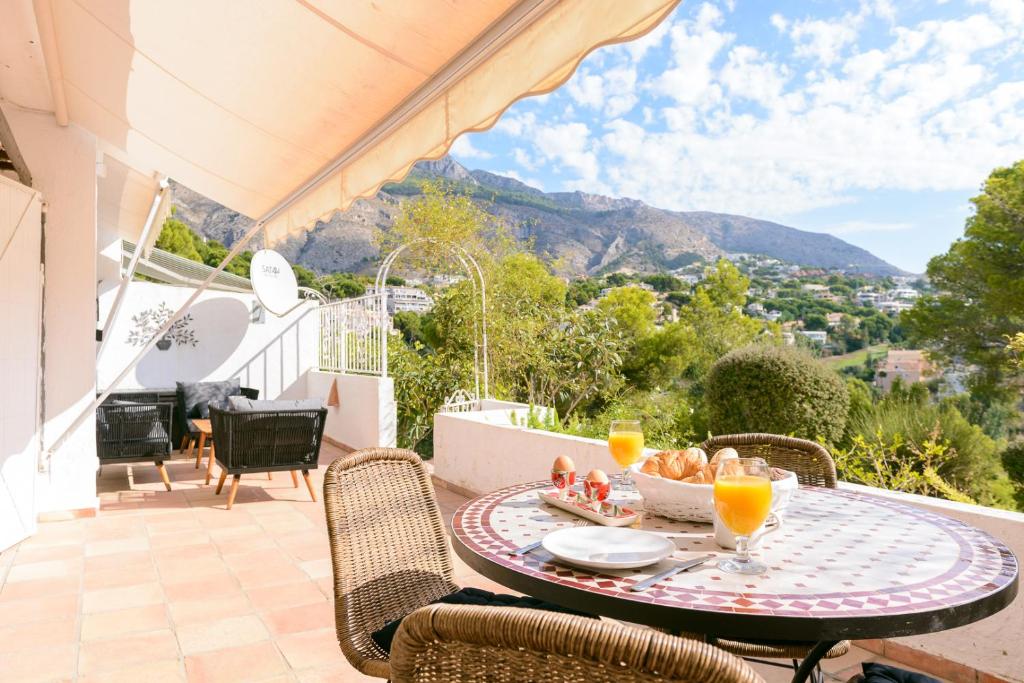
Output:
[713, 457, 773, 575]
[608, 419, 644, 489]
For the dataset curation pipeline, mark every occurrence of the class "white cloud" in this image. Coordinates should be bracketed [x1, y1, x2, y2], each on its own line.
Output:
[788, 14, 862, 66]
[492, 111, 536, 137]
[567, 71, 604, 108]
[533, 122, 601, 182]
[449, 136, 492, 160]
[512, 147, 537, 171]
[770, 14, 788, 33]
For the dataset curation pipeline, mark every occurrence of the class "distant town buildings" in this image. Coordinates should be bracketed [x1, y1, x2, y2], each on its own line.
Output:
[368, 285, 434, 314]
[797, 330, 828, 345]
[875, 350, 935, 392]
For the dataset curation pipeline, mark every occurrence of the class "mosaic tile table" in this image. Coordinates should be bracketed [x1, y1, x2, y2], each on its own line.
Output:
[451, 482, 1018, 683]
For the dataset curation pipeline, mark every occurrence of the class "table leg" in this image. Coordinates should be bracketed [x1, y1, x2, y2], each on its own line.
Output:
[790, 641, 838, 683]
[195, 432, 206, 470]
[205, 441, 216, 485]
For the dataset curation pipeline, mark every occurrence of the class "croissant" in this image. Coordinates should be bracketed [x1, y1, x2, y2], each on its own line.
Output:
[682, 470, 707, 485]
[702, 463, 717, 483]
[657, 451, 685, 480]
[640, 458, 662, 477]
[678, 447, 708, 478]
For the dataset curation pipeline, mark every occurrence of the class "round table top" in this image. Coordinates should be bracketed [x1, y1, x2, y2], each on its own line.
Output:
[450, 482, 1019, 641]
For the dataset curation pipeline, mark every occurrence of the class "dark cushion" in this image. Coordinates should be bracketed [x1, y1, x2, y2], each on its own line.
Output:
[862, 663, 940, 683]
[177, 379, 241, 419]
[370, 587, 593, 654]
[227, 396, 324, 412]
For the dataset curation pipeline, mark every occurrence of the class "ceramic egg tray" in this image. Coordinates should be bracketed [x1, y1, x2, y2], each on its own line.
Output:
[538, 489, 640, 527]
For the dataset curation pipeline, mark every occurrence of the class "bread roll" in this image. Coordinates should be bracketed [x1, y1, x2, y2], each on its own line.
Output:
[709, 447, 739, 469]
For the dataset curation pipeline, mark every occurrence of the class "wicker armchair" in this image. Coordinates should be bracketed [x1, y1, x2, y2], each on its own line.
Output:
[697, 433, 848, 676]
[701, 433, 837, 488]
[208, 405, 326, 509]
[323, 448, 459, 680]
[390, 604, 766, 683]
[96, 393, 174, 491]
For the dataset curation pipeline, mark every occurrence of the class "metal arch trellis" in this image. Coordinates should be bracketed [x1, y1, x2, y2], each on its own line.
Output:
[376, 239, 490, 402]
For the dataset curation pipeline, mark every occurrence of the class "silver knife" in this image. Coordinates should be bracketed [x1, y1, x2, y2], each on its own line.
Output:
[629, 554, 716, 592]
[508, 540, 543, 556]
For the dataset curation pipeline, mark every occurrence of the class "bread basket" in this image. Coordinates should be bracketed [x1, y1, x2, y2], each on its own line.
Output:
[634, 467, 798, 523]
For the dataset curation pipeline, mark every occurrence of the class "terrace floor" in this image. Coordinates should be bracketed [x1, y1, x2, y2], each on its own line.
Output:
[0, 443, 954, 683]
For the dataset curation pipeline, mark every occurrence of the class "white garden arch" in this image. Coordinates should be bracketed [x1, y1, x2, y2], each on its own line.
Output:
[376, 239, 490, 402]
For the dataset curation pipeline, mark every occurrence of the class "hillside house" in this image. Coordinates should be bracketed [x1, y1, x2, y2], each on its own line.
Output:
[876, 350, 935, 392]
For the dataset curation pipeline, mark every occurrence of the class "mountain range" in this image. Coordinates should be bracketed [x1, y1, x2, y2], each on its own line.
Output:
[168, 156, 905, 277]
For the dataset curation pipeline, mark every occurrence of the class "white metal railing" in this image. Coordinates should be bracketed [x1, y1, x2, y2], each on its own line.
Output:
[319, 292, 388, 375]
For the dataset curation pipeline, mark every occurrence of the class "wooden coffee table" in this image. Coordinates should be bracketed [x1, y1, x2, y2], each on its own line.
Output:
[188, 419, 217, 484]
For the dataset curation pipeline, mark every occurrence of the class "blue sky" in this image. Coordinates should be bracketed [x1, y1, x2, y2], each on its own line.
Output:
[449, 0, 1024, 273]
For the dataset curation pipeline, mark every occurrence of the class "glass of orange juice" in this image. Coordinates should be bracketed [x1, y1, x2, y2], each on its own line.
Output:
[608, 419, 644, 488]
[714, 457, 772, 575]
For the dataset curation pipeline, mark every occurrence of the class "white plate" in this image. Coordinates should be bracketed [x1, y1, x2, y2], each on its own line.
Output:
[541, 526, 675, 570]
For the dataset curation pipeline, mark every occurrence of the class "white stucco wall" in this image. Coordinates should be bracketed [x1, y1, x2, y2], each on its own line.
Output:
[0, 176, 43, 549]
[303, 371, 396, 450]
[433, 407, 655, 495]
[97, 281, 318, 400]
[5, 106, 101, 513]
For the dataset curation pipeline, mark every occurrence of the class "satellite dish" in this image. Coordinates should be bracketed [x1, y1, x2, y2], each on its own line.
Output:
[250, 249, 298, 316]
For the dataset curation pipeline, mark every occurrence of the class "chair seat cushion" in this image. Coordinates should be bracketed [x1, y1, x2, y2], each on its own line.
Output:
[226, 396, 324, 412]
[178, 379, 241, 419]
[370, 586, 593, 654]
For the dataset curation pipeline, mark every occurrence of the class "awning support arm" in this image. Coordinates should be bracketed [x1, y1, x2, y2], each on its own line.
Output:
[96, 176, 168, 361]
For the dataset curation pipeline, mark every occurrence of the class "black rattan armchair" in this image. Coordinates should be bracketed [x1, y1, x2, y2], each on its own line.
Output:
[209, 405, 327, 509]
[96, 393, 174, 490]
[176, 383, 258, 464]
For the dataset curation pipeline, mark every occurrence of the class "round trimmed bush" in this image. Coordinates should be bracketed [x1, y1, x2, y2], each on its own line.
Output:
[705, 344, 850, 443]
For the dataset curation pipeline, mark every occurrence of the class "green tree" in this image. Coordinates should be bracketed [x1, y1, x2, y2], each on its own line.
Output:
[321, 273, 365, 299]
[154, 214, 202, 262]
[642, 273, 683, 292]
[904, 160, 1024, 396]
[292, 265, 322, 292]
[804, 312, 828, 331]
[596, 286, 657, 340]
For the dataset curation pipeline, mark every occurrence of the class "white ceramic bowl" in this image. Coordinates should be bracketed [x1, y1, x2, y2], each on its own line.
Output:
[634, 467, 798, 523]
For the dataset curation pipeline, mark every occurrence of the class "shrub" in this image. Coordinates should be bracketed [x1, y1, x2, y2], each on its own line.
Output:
[846, 395, 1016, 509]
[705, 344, 850, 443]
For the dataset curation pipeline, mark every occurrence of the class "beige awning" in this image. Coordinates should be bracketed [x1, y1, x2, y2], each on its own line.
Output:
[11, 0, 678, 245]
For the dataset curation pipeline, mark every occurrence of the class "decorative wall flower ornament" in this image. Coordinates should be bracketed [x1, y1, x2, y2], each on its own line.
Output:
[127, 302, 199, 350]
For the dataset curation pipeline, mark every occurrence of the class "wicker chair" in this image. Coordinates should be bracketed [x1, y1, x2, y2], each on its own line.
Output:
[701, 433, 837, 488]
[697, 433, 848, 678]
[390, 603, 766, 683]
[323, 448, 459, 680]
[208, 405, 326, 509]
[96, 393, 174, 491]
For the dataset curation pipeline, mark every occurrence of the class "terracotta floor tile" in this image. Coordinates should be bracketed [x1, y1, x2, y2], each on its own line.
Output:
[149, 530, 213, 550]
[245, 581, 327, 612]
[83, 563, 160, 591]
[184, 641, 287, 683]
[0, 592, 79, 625]
[5, 557, 84, 582]
[156, 554, 231, 583]
[276, 627, 345, 670]
[0, 575, 80, 601]
[78, 658, 186, 683]
[294, 662, 379, 683]
[78, 629, 180, 675]
[164, 574, 240, 603]
[82, 581, 164, 613]
[177, 614, 270, 655]
[0, 617, 77, 653]
[9, 543, 84, 564]
[83, 549, 152, 573]
[81, 604, 171, 641]
[261, 601, 334, 636]
[0, 643, 77, 682]
[297, 558, 331, 580]
[170, 593, 255, 626]
[222, 548, 289, 572]
[84, 536, 150, 557]
[233, 560, 309, 589]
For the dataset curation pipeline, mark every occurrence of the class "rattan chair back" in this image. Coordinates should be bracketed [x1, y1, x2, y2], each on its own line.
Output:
[209, 406, 326, 474]
[701, 433, 837, 488]
[390, 604, 766, 683]
[323, 448, 458, 679]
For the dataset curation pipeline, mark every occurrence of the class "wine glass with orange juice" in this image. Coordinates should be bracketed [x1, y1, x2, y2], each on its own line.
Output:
[713, 458, 772, 575]
[608, 419, 644, 488]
